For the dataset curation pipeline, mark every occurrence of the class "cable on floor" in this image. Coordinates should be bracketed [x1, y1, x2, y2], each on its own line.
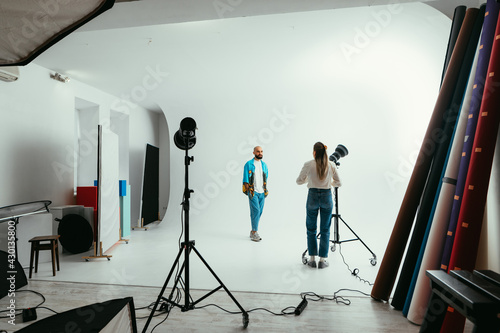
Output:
[190, 243, 375, 317]
[337, 243, 374, 286]
[0, 290, 58, 320]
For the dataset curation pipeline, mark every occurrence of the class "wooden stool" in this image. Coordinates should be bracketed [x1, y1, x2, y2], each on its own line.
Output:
[29, 235, 60, 278]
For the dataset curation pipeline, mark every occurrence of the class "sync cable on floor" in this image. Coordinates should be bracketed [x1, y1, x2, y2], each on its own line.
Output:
[0, 290, 58, 323]
[338, 243, 374, 286]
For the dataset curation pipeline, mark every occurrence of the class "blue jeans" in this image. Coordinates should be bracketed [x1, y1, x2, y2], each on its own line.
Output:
[249, 192, 265, 231]
[306, 188, 333, 258]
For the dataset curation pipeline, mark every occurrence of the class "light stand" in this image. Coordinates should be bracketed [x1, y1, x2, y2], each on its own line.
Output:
[142, 132, 249, 333]
[330, 187, 377, 265]
[302, 187, 377, 266]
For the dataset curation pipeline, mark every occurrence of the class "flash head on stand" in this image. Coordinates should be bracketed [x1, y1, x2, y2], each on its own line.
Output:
[174, 117, 197, 150]
[329, 144, 348, 165]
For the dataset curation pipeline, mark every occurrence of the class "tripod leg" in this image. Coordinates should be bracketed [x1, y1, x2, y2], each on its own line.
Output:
[339, 217, 377, 264]
[142, 246, 184, 333]
[329, 214, 339, 253]
[191, 245, 249, 328]
[165, 244, 198, 311]
[163, 255, 189, 308]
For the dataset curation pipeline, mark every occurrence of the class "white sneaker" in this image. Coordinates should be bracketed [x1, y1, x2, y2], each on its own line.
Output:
[250, 231, 261, 242]
[318, 260, 329, 269]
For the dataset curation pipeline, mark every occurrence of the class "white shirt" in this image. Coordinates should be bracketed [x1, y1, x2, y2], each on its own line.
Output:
[253, 159, 264, 193]
[296, 160, 342, 189]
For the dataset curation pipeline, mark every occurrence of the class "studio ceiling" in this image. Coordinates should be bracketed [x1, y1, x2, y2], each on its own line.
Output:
[30, 0, 480, 112]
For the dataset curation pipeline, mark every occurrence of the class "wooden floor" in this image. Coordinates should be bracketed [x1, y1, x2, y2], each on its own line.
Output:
[0, 280, 474, 333]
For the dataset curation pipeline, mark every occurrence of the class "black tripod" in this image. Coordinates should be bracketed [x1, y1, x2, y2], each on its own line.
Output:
[142, 149, 249, 332]
[302, 187, 377, 266]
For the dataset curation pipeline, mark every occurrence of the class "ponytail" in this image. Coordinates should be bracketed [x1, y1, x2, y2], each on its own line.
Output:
[314, 142, 328, 180]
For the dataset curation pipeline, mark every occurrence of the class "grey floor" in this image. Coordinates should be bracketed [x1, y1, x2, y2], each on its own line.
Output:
[2, 280, 427, 333]
[25, 215, 380, 296]
[3, 215, 475, 332]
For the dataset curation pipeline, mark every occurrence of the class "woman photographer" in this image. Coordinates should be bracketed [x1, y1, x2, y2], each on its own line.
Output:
[296, 142, 342, 268]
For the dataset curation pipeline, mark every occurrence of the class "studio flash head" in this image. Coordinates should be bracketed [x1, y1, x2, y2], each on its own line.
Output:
[329, 144, 348, 165]
[174, 117, 197, 150]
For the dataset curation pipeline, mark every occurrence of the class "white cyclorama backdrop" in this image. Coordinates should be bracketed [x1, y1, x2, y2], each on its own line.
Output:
[158, 4, 450, 290]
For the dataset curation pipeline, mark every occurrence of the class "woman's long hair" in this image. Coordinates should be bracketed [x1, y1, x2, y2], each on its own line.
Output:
[314, 142, 329, 180]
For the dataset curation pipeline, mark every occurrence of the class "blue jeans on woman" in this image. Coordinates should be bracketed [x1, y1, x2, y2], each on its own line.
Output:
[306, 188, 333, 258]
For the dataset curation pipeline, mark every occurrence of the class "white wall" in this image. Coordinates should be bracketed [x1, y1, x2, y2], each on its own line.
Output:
[158, 4, 499, 269]
[0, 64, 75, 206]
[76, 105, 99, 188]
[110, 109, 130, 182]
[0, 63, 165, 245]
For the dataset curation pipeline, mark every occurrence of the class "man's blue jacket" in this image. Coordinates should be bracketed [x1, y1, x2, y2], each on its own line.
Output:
[242, 159, 268, 198]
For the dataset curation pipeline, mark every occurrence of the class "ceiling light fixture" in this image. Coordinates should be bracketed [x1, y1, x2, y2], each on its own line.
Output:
[0, 66, 19, 82]
[50, 72, 70, 83]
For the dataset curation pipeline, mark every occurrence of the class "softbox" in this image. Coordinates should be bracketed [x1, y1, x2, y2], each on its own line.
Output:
[0, 0, 115, 66]
[16, 297, 137, 333]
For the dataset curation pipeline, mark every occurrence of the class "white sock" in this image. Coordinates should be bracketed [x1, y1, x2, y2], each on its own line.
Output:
[310, 256, 316, 262]
[320, 257, 326, 262]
